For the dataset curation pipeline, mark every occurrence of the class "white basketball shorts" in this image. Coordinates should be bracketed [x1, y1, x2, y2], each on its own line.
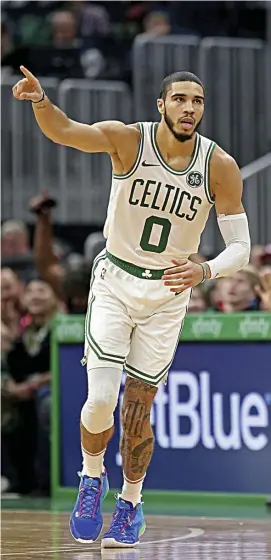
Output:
[83, 249, 191, 386]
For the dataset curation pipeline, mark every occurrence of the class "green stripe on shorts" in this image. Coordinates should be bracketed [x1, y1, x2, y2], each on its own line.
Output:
[125, 307, 188, 386]
[85, 251, 125, 365]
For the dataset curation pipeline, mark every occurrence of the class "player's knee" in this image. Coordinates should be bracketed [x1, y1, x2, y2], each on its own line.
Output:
[81, 393, 116, 434]
[85, 390, 117, 417]
[81, 367, 121, 434]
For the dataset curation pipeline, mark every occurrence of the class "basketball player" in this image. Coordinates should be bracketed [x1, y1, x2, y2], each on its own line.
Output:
[13, 67, 251, 548]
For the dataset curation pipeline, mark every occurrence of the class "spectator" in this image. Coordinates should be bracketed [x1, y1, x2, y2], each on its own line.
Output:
[1, 18, 13, 61]
[227, 266, 261, 312]
[250, 244, 264, 270]
[256, 267, 271, 311]
[1, 220, 35, 282]
[69, 1, 110, 40]
[29, 192, 65, 300]
[51, 10, 79, 48]
[1, 268, 24, 341]
[1, 219, 30, 257]
[50, 8, 106, 79]
[143, 11, 172, 37]
[1, 321, 13, 357]
[29, 191, 90, 314]
[62, 264, 90, 314]
[259, 245, 271, 268]
[206, 277, 233, 312]
[250, 244, 271, 270]
[84, 231, 106, 265]
[188, 285, 207, 313]
[1, 278, 58, 495]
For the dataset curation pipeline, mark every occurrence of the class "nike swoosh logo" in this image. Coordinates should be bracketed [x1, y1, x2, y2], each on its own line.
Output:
[142, 160, 160, 167]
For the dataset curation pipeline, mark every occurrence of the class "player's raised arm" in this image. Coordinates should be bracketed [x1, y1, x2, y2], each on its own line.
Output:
[12, 66, 130, 154]
[204, 147, 251, 279]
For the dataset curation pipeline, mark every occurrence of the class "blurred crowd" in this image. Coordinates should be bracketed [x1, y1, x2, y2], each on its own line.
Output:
[1, 1, 267, 81]
[1, 191, 271, 497]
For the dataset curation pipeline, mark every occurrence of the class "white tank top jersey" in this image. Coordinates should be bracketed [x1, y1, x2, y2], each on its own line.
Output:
[104, 121, 216, 270]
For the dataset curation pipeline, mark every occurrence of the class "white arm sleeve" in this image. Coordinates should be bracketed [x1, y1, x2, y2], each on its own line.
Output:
[205, 213, 251, 279]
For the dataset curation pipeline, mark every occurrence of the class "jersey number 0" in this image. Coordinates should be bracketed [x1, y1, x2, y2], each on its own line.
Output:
[140, 216, 171, 254]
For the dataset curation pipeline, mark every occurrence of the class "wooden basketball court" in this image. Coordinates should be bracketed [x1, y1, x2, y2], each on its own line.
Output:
[2, 510, 271, 559]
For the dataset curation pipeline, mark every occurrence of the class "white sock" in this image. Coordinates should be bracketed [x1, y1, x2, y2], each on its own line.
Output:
[81, 447, 106, 479]
[119, 475, 145, 507]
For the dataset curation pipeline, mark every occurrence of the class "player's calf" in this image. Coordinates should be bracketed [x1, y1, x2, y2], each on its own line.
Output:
[102, 377, 157, 548]
[120, 376, 157, 494]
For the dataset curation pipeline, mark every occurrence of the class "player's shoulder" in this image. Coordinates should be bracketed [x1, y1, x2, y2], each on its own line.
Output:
[198, 134, 241, 188]
[127, 121, 155, 136]
[97, 121, 141, 155]
[127, 123, 142, 137]
[108, 121, 154, 145]
[206, 140, 240, 179]
[98, 120, 139, 136]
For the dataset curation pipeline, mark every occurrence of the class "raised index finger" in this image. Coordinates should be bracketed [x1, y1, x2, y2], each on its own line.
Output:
[20, 65, 37, 82]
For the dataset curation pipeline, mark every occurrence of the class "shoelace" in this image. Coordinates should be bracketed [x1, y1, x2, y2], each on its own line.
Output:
[78, 478, 101, 518]
[108, 505, 134, 533]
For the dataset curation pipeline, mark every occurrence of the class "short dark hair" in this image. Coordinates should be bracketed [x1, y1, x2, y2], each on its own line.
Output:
[159, 71, 204, 101]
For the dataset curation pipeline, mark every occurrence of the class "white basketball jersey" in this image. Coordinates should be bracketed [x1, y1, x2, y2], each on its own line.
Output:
[104, 122, 215, 269]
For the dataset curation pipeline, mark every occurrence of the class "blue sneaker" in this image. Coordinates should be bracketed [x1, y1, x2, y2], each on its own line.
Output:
[70, 470, 109, 543]
[101, 497, 146, 548]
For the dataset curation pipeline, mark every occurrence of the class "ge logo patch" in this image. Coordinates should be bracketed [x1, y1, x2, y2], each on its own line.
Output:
[186, 171, 203, 188]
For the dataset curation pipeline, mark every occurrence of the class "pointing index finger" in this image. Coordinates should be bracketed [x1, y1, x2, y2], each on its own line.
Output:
[20, 65, 37, 82]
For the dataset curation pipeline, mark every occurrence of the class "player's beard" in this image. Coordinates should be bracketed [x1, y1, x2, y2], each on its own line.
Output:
[164, 108, 202, 143]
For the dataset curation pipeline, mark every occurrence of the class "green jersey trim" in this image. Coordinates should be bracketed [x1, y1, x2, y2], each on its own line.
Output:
[125, 306, 188, 387]
[85, 251, 125, 364]
[151, 123, 201, 176]
[113, 122, 144, 180]
[204, 141, 216, 204]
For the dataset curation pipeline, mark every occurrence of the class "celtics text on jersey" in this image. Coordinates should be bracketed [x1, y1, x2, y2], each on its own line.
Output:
[104, 122, 215, 270]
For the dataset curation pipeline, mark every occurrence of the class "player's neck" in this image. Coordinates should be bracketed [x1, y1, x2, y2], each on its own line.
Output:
[156, 121, 196, 159]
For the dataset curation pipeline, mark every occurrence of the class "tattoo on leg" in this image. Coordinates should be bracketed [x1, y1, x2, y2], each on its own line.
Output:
[120, 376, 158, 480]
[126, 378, 157, 394]
[120, 435, 154, 477]
[120, 436, 131, 464]
[123, 399, 149, 438]
[131, 438, 154, 475]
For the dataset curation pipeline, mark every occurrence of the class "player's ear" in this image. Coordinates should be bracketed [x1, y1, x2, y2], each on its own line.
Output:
[157, 98, 165, 115]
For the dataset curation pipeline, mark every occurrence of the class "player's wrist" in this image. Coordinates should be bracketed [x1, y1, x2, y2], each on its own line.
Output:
[32, 89, 45, 104]
[203, 262, 211, 280]
[199, 262, 211, 283]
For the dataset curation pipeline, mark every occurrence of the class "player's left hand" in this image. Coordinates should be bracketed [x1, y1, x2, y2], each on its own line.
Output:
[162, 259, 207, 293]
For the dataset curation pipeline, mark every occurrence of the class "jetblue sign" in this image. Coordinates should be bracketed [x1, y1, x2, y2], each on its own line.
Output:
[116, 371, 269, 462]
[58, 342, 271, 493]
